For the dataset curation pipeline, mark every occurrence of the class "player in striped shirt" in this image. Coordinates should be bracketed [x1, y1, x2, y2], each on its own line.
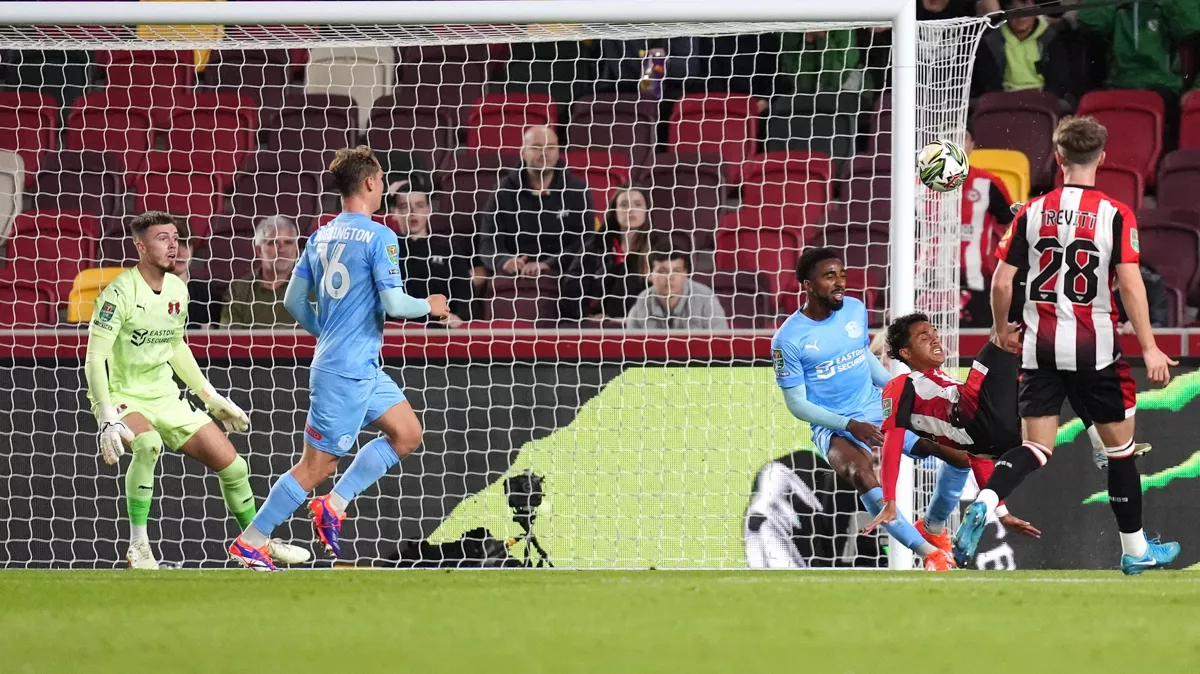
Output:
[955, 116, 1180, 574]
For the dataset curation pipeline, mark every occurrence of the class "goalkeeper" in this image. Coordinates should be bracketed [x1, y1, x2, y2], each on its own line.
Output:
[85, 211, 309, 569]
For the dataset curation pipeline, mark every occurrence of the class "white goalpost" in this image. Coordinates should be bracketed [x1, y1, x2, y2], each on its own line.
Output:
[0, 1, 985, 570]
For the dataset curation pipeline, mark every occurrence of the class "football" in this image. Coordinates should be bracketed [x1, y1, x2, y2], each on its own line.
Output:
[917, 139, 970, 192]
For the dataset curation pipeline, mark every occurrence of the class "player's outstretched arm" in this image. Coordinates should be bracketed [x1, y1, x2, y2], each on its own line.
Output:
[1116, 263, 1178, 385]
[780, 385, 884, 446]
[866, 350, 893, 388]
[282, 274, 321, 337]
[168, 340, 249, 432]
[84, 335, 134, 465]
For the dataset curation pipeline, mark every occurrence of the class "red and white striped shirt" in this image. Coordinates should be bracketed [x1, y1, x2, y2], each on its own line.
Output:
[960, 168, 1014, 292]
[995, 185, 1139, 372]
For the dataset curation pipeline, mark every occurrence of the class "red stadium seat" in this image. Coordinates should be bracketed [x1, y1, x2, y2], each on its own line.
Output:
[200, 49, 294, 117]
[1140, 223, 1200, 311]
[563, 149, 631, 214]
[486, 275, 559, 323]
[65, 92, 155, 176]
[972, 90, 1061, 189]
[1054, 161, 1145, 210]
[1156, 150, 1200, 213]
[466, 93, 557, 154]
[669, 93, 760, 184]
[740, 151, 833, 229]
[368, 95, 456, 175]
[395, 46, 492, 133]
[631, 151, 725, 251]
[0, 92, 59, 188]
[264, 93, 357, 180]
[226, 151, 325, 237]
[1076, 90, 1164, 185]
[0, 211, 99, 304]
[1181, 91, 1200, 150]
[134, 172, 223, 240]
[97, 50, 195, 128]
[714, 228, 802, 311]
[146, 92, 259, 192]
[568, 94, 659, 170]
[0, 280, 56, 327]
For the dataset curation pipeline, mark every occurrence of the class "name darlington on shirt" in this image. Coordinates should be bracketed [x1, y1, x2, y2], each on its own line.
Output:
[312, 226, 377, 244]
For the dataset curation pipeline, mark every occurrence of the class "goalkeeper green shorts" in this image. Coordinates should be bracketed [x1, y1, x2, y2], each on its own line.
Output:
[112, 391, 213, 450]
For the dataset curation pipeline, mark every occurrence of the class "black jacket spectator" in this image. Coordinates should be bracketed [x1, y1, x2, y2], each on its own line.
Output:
[917, 0, 977, 20]
[684, 34, 779, 100]
[478, 162, 594, 276]
[972, 15, 1078, 107]
[575, 187, 654, 319]
[398, 233, 476, 322]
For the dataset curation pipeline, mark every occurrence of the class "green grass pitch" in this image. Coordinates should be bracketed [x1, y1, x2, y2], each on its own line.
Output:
[4, 570, 1200, 673]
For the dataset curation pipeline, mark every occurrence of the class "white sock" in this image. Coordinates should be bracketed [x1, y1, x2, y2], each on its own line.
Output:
[924, 520, 945, 535]
[1120, 530, 1148, 558]
[1086, 425, 1104, 451]
[976, 489, 1000, 514]
[240, 523, 269, 548]
[916, 542, 938, 558]
[328, 491, 350, 515]
[130, 524, 148, 543]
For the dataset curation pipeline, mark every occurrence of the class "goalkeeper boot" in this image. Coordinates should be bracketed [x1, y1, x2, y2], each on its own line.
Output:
[1121, 535, 1181, 576]
[126, 539, 160, 570]
[916, 518, 952, 555]
[228, 536, 277, 572]
[923, 549, 956, 572]
[309, 494, 345, 557]
[267, 538, 312, 565]
[953, 501, 989, 567]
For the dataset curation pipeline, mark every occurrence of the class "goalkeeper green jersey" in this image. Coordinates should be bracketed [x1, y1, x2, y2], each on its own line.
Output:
[87, 268, 190, 402]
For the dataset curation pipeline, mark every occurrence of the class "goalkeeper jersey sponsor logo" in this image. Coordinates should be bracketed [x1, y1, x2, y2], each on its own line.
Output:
[130, 328, 175, 346]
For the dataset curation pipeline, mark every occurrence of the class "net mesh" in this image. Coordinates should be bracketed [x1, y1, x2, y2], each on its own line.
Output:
[0, 16, 986, 568]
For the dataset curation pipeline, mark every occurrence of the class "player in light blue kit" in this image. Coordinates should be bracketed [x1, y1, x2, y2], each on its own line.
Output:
[230, 146, 449, 570]
[773, 248, 968, 570]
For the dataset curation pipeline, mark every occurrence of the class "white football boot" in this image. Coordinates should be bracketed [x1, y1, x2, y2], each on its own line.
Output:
[267, 538, 312, 565]
[126, 539, 160, 570]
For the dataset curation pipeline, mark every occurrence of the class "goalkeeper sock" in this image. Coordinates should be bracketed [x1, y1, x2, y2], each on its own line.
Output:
[329, 437, 400, 514]
[126, 431, 163, 542]
[244, 472, 308, 547]
[217, 456, 257, 529]
[925, 463, 971, 532]
[860, 487, 937, 557]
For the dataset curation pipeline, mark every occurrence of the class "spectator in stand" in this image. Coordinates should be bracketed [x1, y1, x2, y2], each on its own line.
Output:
[918, 0, 980, 20]
[386, 179, 475, 327]
[625, 248, 729, 330]
[576, 185, 653, 319]
[594, 37, 698, 99]
[957, 128, 1015, 328]
[478, 124, 595, 320]
[685, 35, 778, 113]
[220, 215, 300, 328]
[776, 29, 875, 109]
[972, 0, 1079, 110]
[1077, 0, 1200, 149]
[170, 218, 219, 328]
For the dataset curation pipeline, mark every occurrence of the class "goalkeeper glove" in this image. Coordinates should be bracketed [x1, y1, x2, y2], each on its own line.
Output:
[95, 403, 134, 465]
[200, 383, 251, 432]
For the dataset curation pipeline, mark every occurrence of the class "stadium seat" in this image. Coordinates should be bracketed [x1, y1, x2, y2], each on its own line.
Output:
[0, 280, 57, 327]
[395, 45, 493, 133]
[146, 91, 259, 192]
[133, 171, 223, 239]
[568, 94, 659, 171]
[486, 275, 559, 322]
[225, 150, 326, 236]
[33, 150, 125, 221]
[866, 92, 891, 157]
[631, 151, 726, 251]
[563, 149, 631, 214]
[1055, 161, 1145, 210]
[0, 91, 59, 188]
[97, 49, 195, 128]
[669, 92, 761, 184]
[200, 49, 294, 118]
[740, 151, 833, 229]
[65, 92, 155, 175]
[435, 149, 518, 236]
[1181, 91, 1200, 150]
[1156, 150, 1200, 213]
[367, 95, 457, 175]
[693, 270, 770, 328]
[0, 150, 23, 247]
[264, 93, 358, 181]
[839, 155, 892, 227]
[713, 228, 803, 311]
[968, 149, 1031, 203]
[205, 232, 258, 287]
[1139, 223, 1200, 311]
[466, 92, 557, 154]
[765, 93, 858, 163]
[0, 211, 100, 304]
[972, 90, 1061, 189]
[66, 267, 130, 323]
[306, 47, 396, 131]
[1, 49, 92, 115]
[1076, 90, 1164, 185]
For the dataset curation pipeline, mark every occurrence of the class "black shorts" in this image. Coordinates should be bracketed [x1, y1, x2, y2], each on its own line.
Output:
[958, 342, 1022, 458]
[1018, 360, 1138, 425]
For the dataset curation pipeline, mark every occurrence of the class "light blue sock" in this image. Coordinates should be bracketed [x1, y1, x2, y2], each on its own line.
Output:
[331, 437, 400, 506]
[860, 486, 934, 555]
[925, 464, 971, 529]
[244, 472, 308, 545]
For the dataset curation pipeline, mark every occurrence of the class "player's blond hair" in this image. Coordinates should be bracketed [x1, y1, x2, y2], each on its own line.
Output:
[329, 145, 381, 198]
[1053, 116, 1108, 167]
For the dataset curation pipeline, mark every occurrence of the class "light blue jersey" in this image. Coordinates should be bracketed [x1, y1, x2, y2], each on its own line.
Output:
[772, 297, 881, 454]
[293, 212, 405, 380]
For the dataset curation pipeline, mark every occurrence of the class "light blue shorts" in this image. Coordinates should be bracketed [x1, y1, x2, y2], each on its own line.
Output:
[810, 409, 919, 459]
[305, 367, 407, 456]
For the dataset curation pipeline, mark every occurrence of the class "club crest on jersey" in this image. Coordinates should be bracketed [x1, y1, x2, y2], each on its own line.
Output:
[966, 188, 981, 202]
[338, 435, 355, 451]
[167, 301, 181, 316]
[116, 404, 127, 414]
[1130, 228, 1140, 253]
[386, 243, 400, 265]
[97, 301, 116, 323]
[771, 348, 789, 377]
[845, 320, 863, 339]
